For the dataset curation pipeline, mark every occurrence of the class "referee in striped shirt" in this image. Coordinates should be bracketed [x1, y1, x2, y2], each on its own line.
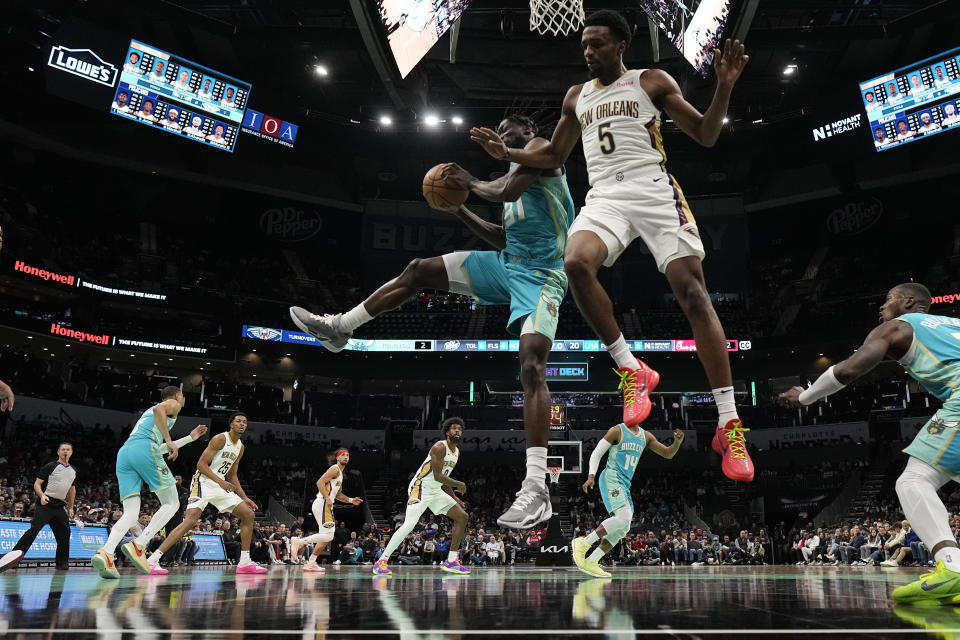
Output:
[0, 443, 77, 571]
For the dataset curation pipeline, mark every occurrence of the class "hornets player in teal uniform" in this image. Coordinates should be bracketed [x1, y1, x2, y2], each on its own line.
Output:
[574, 423, 684, 577]
[290, 114, 576, 528]
[91, 385, 207, 578]
[780, 282, 960, 604]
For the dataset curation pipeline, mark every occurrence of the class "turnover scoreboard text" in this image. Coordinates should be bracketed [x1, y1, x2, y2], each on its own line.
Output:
[242, 326, 752, 353]
[109, 39, 252, 152]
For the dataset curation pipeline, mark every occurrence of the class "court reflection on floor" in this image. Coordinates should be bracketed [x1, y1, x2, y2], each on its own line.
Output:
[0, 566, 932, 636]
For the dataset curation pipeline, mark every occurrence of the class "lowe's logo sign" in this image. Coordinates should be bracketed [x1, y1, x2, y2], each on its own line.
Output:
[48, 45, 118, 87]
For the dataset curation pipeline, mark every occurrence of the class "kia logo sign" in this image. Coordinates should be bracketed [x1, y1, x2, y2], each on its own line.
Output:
[826, 198, 883, 236]
[259, 207, 322, 242]
[48, 45, 118, 87]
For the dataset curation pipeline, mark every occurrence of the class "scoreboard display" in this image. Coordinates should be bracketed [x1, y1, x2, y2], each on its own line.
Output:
[110, 39, 252, 152]
[550, 405, 565, 426]
[860, 46, 960, 151]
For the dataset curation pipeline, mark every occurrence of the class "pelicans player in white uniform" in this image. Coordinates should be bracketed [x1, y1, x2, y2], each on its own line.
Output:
[374, 417, 470, 575]
[145, 412, 267, 574]
[470, 10, 755, 484]
[290, 448, 364, 573]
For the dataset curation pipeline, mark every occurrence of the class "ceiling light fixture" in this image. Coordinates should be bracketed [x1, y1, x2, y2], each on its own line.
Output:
[424, 114, 440, 126]
[315, 65, 328, 76]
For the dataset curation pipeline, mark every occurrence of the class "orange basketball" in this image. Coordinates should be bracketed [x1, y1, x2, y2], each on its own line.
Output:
[422, 164, 469, 212]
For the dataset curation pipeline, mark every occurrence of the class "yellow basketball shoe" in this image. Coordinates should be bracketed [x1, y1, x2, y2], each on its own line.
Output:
[572, 537, 590, 568]
[577, 558, 611, 579]
[121, 540, 151, 574]
[892, 560, 960, 604]
[91, 549, 121, 579]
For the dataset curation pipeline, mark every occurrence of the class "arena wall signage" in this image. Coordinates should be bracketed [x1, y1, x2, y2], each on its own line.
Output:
[811, 114, 862, 142]
[241, 109, 300, 148]
[259, 207, 322, 242]
[47, 45, 118, 87]
[12, 260, 166, 300]
[825, 198, 883, 236]
[0, 521, 108, 560]
[932, 293, 960, 304]
[241, 326, 752, 353]
[50, 323, 110, 345]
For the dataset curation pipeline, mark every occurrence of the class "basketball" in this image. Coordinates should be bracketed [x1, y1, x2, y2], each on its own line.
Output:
[422, 164, 469, 212]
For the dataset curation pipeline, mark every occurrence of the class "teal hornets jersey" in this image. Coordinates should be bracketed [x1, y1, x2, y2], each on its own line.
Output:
[127, 406, 176, 445]
[603, 424, 647, 483]
[502, 165, 576, 264]
[896, 313, 960, 401]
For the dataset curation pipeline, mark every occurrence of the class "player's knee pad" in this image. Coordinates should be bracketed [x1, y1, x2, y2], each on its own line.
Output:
[603, 511, 631, 542]
[316, 527, 335, 543]
[121, 495, 142, 514]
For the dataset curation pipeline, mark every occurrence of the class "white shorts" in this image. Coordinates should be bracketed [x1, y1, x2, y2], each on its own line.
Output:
[406, 486, 456, 517]
[311, 498, 336, 541]
[188, 478, 243, 514]
[570, 171, 705, 272]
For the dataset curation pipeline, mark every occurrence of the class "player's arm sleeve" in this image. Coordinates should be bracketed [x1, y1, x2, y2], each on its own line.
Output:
[588, 439, 612, 476]
[157, 434, 195, 454]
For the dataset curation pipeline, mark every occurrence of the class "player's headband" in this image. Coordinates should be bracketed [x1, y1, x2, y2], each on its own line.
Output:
[336, 448, 349, 457]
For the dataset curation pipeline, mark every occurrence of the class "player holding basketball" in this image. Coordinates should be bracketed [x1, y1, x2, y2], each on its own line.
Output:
[91, 386, 206, 579]
[373, 417, 470, 575]
[778, 283, 960, 604]
[290, 448, 364, 572]
[290, 114, 576, 528]
[574, 425, 683, 577]
[470, 10, 754, 482]
[145, 412, 267, 575]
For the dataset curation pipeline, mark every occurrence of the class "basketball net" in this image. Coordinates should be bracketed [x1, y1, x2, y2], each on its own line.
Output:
[529, 0, 584, 36]
[547, 466, 562, 485]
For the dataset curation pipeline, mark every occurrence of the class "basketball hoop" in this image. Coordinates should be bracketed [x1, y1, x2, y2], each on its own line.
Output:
[529, 0, 585, 37]
[547, 466, 562, 484]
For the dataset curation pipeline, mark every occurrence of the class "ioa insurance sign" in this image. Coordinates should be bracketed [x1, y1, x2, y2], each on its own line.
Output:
[47, 45, 118, 87]
[241, 109, 299, 148]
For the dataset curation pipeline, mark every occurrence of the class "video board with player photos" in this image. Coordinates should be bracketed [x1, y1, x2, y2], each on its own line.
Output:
[110, 39, 252, 152]
[860, 45, 960, 151]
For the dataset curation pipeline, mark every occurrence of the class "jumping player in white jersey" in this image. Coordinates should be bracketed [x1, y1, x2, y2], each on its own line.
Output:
[470, 11, 753, 483]
[143, 412, 266, 574]
[374, 417, 470, 575]
[290, 448, 364, 572]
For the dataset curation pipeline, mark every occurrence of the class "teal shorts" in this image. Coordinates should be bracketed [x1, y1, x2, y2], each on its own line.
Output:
[116, 439, 175, 500]
[598, 469, 634, 516]
[904, 404, 960, 481]
[458, 251, 567, 339]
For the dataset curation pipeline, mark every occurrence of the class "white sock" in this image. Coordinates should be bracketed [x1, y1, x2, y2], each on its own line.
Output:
[584, 531, 600, 545]
[588, 548, 604, 563]
[936, 548, 960, 572]
[604, 335, 639, 370]
[339, 304, 373, 332]
[524, 447, 548, 491]
[447, 550, 458, 562]
[712, 386, 739, 425]
[148, 551, 162, 565]
[239, 550, 252, 566]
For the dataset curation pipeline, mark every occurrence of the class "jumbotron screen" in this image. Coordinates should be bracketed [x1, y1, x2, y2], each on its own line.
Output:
[638, 0, 732, 76]
[378, 0, 471, 78]
[860, 46, 960, 152]
[109, 39, 252, 152]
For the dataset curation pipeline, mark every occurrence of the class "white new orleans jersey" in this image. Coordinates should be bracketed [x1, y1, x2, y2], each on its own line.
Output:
[575, 69, 667, 186]
[408, 441, 459, 500]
